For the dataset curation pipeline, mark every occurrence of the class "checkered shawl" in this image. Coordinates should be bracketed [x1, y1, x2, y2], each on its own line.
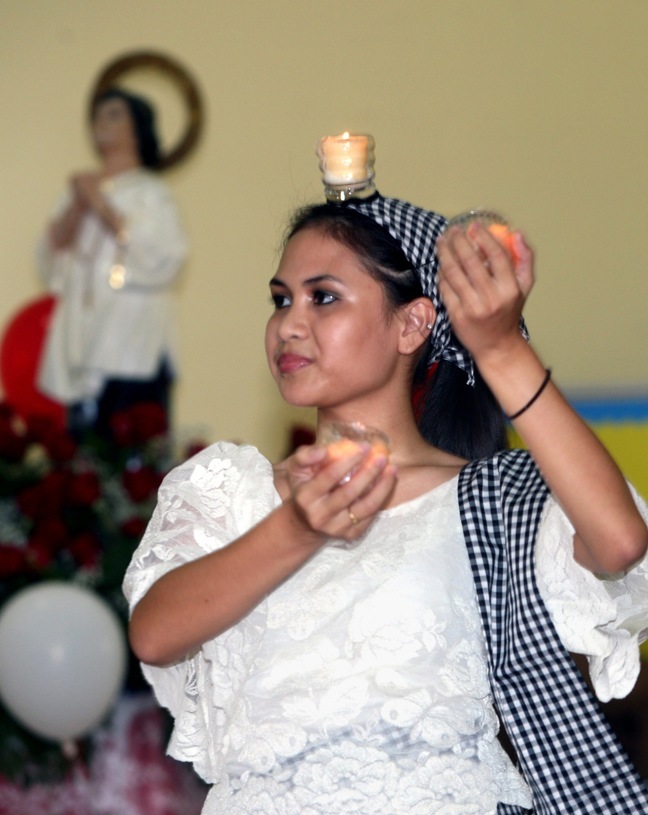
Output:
[459, 450, 648, 813]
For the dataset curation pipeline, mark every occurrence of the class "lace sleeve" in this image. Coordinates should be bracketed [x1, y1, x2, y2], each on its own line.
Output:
[535, 484, 648, 702]
[122, 441, 280, 783]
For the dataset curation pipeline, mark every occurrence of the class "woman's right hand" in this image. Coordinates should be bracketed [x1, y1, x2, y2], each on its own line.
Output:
[280, 443, 397, 542]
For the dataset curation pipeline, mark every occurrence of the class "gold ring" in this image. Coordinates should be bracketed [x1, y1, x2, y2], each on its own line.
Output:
[347, 508, 359, 525]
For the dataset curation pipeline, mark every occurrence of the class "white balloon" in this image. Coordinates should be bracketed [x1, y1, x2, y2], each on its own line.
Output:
[0, 581, 127, 741]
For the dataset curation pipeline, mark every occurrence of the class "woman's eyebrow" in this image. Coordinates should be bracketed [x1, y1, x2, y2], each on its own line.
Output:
[268, 274, 345, 287]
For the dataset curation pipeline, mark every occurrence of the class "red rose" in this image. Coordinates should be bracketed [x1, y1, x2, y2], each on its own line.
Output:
[0, 417, 28, 462]
[110, 402, 168, 447]
[17, 471, 67, 518]
[110, 409, 137, 447]
[0, 545, 26, 578]
[121, 516, 148, 539]
[66, 470, 101, 506]
[45, 432, 77, 463]
[16, 483, 43, 518]
[26, 417, 77, 462]
[68, 532, 101, 569]
[26, 540, 55, 570]
[29, 517, 69, 552]
[130, 402, 168, 444]
[122, 465, 160, 503]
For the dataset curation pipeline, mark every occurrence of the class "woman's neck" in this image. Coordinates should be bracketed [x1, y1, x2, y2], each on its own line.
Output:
[315, 399, 466, 471]
[317, 405, 419, 464]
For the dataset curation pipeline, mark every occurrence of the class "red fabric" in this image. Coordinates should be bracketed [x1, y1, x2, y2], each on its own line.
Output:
[0, 296, 65, 427]
[412, 361, 439, 420]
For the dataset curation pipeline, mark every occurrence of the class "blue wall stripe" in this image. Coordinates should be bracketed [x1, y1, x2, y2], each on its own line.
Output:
[569, 395, 648, 423]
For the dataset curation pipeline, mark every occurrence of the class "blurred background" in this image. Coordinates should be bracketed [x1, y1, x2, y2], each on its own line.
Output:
[0, 1, 646, 812]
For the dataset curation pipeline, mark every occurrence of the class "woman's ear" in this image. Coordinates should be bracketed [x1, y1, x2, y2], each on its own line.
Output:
[398, 298, 436, 356]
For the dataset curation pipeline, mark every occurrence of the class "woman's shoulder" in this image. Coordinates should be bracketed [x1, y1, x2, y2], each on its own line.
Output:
[174, 440, 271, 476]
[158, 441, 277, 516]
[461, 447, 537, 476]
[158, 441, 271, 490]
[459, 448, 548, 503]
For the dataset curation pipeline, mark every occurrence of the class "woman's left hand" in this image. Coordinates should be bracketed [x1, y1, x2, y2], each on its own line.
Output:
[437, 223, 648, 577]
[436, 222, 534, 364]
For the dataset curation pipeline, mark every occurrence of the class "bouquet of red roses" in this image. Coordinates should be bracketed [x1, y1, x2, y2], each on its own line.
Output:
[0, 401, 205, 785]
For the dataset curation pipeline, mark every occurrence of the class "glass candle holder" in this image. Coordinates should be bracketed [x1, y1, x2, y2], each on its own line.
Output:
[445, 209, 517, 261]
[316, 132, 376, 202]
[318, 421, 390, 549]
[446, 209, 508, 231]
[318, 421, 390, 480]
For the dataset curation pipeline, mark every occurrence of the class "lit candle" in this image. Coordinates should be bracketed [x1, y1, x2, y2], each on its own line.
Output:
[327, 436, 390, 461]
[487, 223, 519, 263]
[316, 132, 376, 199]
[320, 422, 390, 467]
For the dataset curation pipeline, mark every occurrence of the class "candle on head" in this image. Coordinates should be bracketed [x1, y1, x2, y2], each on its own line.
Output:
[316, 132, 375, 194]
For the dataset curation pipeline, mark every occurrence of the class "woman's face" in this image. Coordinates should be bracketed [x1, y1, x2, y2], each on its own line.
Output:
[265, 228, 406, 412]
[92, 97, 138, 157]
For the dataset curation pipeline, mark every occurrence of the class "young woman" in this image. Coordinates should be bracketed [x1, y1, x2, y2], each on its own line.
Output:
[124, 192, 648, 814]
[38, 88, 187, 437]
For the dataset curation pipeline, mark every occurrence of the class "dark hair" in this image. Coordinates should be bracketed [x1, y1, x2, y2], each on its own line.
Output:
[286, 203, 508, 460]
[92, 88, 161, 169]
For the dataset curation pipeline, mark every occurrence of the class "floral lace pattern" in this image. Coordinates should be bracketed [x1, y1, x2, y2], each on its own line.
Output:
[124, 443, 536, 813]
[202, 737, 523, 815]
[535, 483, 648, 702]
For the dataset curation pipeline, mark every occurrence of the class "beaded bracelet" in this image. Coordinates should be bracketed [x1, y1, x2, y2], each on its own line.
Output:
[506, 368, 552, 421]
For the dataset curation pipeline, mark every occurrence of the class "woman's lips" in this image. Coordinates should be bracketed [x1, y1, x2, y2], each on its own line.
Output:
[277, 353, 312, 374]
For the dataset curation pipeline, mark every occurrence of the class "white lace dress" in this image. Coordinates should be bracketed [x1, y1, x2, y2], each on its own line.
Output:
[123, 443, 648, 815]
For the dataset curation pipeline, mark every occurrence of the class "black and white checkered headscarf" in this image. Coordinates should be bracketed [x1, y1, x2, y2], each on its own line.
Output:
[343, 193, 528, 386]
[344, 193, 477, 384]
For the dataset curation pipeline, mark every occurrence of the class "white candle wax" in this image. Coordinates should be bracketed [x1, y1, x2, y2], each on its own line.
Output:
[317, 132, 373, 186]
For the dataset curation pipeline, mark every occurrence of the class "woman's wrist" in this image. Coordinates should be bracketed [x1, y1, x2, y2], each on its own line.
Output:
[474, 341, 550, 420]
[278, 500, 326, 551]
[470, 332, 530, 374]
[506, 368, 552, 421]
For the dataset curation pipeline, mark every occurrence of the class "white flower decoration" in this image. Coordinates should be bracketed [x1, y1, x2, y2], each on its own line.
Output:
[189, 457, 240, 518]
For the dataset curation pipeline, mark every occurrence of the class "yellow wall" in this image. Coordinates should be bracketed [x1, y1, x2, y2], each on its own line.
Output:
[2, 1, 647, 460]
[595, 424, 648, 500]
[511, 419, 648, 499]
